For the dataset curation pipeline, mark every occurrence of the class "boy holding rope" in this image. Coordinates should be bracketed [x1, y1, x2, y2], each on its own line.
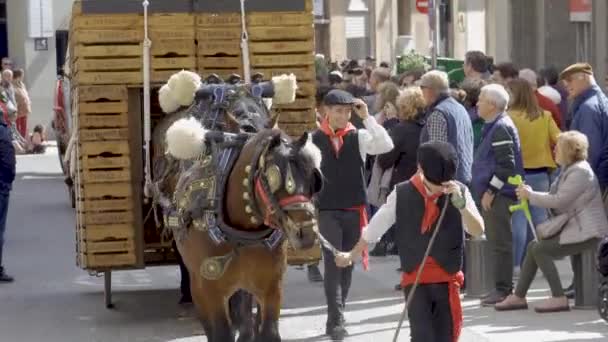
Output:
[336, 141, 484, 342]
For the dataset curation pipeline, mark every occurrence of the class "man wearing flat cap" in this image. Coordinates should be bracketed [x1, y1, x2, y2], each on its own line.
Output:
[312, 89, 393, 340]
[336, 141, 484, 342]
[560, 63, 608, 192]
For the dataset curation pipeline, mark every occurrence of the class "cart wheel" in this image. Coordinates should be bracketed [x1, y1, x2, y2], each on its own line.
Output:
[104, 271, 114, 309]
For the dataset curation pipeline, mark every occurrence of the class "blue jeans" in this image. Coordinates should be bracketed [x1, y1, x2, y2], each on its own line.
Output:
[0, 192, 9, 265]
[512, 172, 550, 267]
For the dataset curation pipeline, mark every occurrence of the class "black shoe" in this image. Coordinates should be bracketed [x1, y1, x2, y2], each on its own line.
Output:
[0, 267, 14, 283]
[564, 288, 575, 299]
[307, 264, 323, 283]
[179, 294, 192, 304]
[369, 242, 387, 257]
[481, 289, 511, 307]
[394, 283, 403, 291]
[326, 321, 348, 341]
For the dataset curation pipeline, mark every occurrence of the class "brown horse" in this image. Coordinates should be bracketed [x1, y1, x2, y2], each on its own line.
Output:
[152, 78, 322, 342]
[174, 129, 322, 342]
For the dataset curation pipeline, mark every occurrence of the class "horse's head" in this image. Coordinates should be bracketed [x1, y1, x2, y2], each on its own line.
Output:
[192, 74, 297, 134]
[239, 130, 323, 250]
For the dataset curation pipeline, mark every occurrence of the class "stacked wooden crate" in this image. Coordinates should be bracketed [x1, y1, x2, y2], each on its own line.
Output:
[70, 2, 197, 86]
[74, 85, 138, 269]
[196, 4, 317, 135]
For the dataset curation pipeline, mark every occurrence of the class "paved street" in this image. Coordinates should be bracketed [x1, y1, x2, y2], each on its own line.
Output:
[1, 148, 607, 342]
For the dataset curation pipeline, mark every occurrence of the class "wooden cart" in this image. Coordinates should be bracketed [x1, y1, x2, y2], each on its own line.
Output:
[68, 0, 320, 308]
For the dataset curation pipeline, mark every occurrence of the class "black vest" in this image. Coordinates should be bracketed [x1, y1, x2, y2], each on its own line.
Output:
[312, 129, 367, 210]
[394, 181, 464, 274]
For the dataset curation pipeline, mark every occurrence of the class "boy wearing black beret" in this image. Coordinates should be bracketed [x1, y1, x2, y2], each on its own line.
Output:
[336, 141, 484, 342]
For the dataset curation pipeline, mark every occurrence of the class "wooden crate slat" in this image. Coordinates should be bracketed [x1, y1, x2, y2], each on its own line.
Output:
[83, 252, 136, 268]
[198, 56, 242, 69]
[73, 44, 142, 58]
[80, 211, 135, 225]
[72, 15, 143, 30]
[72, 30, 143, 44]
[197, 27, 242, 41]
[151, 40, 196, 56]
[149, 13, 195, 27]
[78, 101, 128, 114]
[80, 128, 130, 141]
[197, 41, 241, 56]
[77, 86, 128, 102]
[196, 12, 312, 27]
[152, 69, 196, 83]
[295, 82, 316, 97]
[80, 141, 130, 156]
[82, 182, 132, 199]
[82, 239, 136, 254]
[74, 71, 143, 85]
[82, 224, 135, 241]
[80, 169, 131, 183]
[251, 54, 313, 67]
[150, 29, 195, 40]
[82, 155, 131, 169]
[250, 40, 314, 54]
[249, 26, 314, 41]
[78, 113, 129, 128]
[277, 109, 316, 123]
[152, 56, 197, 70]
[74, 58, 142, 72]
[82, 198, 133, 212]
[197, 69, 244, 80]
[274, 97, 315, 110]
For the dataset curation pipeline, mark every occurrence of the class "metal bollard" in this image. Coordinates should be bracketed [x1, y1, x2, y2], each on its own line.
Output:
[572, 244, 599, 309]
[465, 237, 495, 298]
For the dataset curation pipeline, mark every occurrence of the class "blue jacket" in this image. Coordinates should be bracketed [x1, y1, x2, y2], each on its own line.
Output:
[420, 95, 474, 184]
[570, 85, 608, 190]
[472, 113, 524, 201]
[0, 121, 15, 194]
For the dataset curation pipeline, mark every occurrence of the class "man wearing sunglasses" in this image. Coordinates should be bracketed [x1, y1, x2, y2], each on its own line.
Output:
[312, 89, 393, 340]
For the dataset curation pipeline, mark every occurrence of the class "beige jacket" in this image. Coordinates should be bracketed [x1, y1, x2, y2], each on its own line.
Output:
[529, 160, 608, 245]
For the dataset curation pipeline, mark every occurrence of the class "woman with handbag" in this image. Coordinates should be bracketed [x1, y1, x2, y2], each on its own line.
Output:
[495, 131, 608, 313]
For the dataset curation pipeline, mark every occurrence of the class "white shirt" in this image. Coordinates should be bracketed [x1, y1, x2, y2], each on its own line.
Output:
[362, 185, 480, 243]
[330, 116, 394, 161]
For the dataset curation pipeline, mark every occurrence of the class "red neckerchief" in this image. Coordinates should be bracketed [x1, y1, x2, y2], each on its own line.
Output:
[319, 117, 356, 155]
[401, 259, 464, 342]
[410, 173, 442, 234]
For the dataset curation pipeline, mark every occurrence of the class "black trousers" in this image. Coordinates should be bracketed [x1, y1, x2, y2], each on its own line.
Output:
[404, 283, 453, 342]
[319, 210, 361, 325]
[172, 241, 191, 298]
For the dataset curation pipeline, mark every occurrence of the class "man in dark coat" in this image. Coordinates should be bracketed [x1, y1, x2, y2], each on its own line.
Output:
[336, 141, 484, 342]
[0, 116, 15, 282]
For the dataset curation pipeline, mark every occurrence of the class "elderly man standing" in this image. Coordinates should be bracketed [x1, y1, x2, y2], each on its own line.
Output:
[473, 84, 524, 305]
[312, 89, 393, 340]
[560, 63, 608, 192]
[420, 70, 474, 185]
[0, 111, 15, 282]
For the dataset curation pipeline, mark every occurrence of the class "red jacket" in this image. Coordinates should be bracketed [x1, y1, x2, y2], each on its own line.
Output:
[536, 91, 562, 129]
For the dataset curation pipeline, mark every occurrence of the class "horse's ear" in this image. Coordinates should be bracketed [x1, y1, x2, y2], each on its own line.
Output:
[267, 111, 280, 129]
[293, 132, 309, 151]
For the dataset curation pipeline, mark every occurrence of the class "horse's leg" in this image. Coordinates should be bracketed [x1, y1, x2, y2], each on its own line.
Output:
[191, 279, 235, 342]
[231, 291, 255, 342]
[255, 284, 282, 342]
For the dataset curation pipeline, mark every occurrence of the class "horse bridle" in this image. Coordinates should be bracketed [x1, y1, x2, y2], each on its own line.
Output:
[241, 136, 317, 233]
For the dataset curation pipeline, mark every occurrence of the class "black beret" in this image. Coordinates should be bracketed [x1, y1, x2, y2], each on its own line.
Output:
[323, 89, 355, 106]
[417, 141, 458, 185]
